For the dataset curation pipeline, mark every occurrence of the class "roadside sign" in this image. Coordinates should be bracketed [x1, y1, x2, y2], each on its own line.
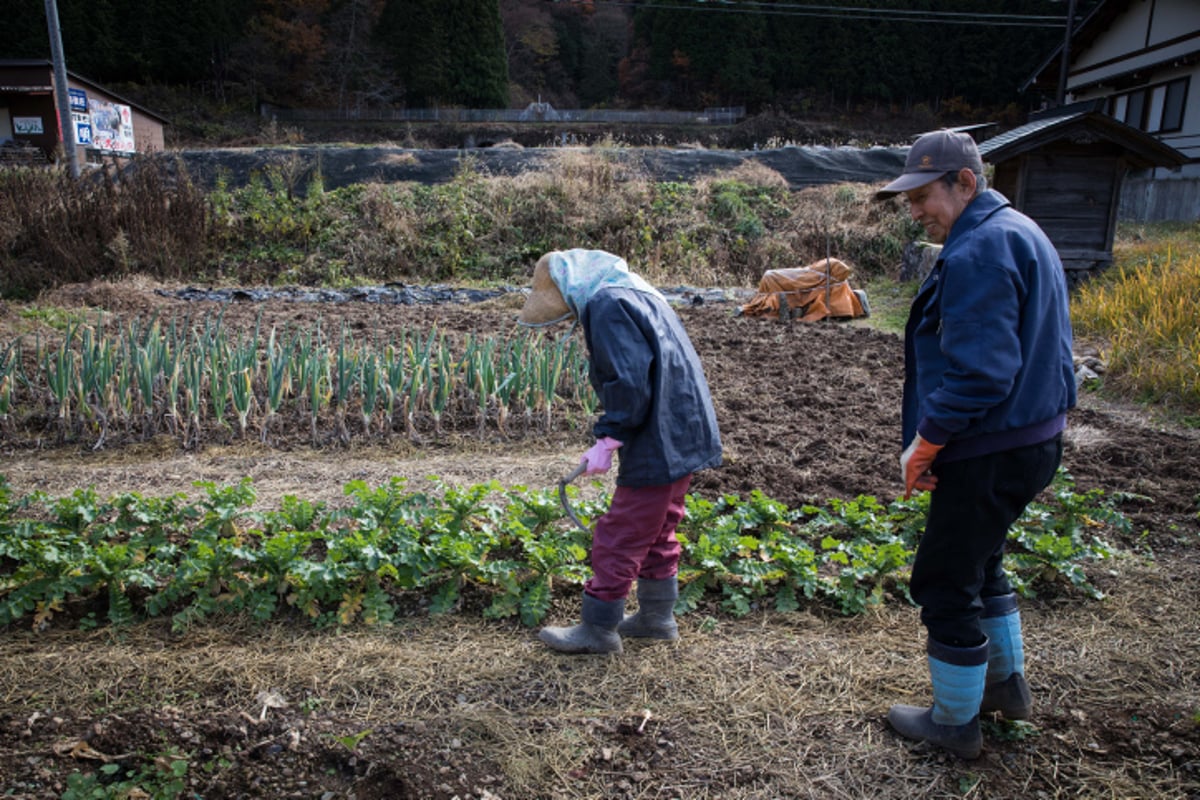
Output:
[14, 117, 43, 135]
[72, 112, 92, 145]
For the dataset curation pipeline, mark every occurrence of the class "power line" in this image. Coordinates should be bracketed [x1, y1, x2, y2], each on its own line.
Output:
[551, 0, 1072, 28]
[652, 1, 1065, 22]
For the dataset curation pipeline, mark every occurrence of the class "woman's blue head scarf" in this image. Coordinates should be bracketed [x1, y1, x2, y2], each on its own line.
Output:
[545, 249, 665, 318]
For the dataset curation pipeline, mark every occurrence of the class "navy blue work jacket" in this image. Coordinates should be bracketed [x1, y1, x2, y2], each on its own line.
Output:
[582, 287, 723, 487]
[902, 190, 1076, 463]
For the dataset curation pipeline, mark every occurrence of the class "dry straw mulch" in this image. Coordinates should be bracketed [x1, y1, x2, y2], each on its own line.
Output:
[2, 554, 1197, 799]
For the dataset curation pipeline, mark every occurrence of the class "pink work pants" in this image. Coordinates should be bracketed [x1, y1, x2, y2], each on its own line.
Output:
[584, 474, 691, 602]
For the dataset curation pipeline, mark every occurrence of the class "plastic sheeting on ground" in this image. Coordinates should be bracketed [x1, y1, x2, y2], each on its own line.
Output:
[154, 283, 754, 308]
[161, 145, 907, 193]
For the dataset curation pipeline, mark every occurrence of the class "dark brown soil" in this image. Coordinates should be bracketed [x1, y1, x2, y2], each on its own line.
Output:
[1, 282, 1198, 799]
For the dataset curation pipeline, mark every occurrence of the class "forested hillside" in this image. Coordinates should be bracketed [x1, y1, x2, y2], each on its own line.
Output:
[3, 0, 1093, 125]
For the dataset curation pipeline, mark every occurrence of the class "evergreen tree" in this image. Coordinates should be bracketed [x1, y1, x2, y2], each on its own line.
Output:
[0, 1, 49, 60]
[549, 2, 627, 108]
[444, 0, 508, 107]
[377, 0, 506, 107]
[376, 0, 448, 106]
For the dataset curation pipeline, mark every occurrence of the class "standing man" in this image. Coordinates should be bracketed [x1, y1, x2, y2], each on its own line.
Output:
[517, 249, 722, 655]
[875, 130, 1076, 758]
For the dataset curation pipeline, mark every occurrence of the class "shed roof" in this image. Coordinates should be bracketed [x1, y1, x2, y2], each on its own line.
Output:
[977, 105, 1187, 170]
[0, 58, 170, 125]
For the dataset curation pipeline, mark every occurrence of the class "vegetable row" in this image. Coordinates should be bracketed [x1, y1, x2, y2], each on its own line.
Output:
[0, 470, 1122, 632]
[0, 313, 595, 447]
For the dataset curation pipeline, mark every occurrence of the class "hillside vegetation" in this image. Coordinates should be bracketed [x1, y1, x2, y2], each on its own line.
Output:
[0, 152, 922, 295]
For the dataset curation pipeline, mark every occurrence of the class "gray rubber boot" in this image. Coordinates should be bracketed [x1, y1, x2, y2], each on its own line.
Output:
[979, 593, 1032, 719]
[538, 593, 624, 654]
[888, 638, 988, 760]
[617, 577, 680, 640]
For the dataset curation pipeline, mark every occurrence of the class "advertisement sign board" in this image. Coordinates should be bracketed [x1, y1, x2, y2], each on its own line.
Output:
[88, 99, 135, 153]
[72, 112, 92, 146]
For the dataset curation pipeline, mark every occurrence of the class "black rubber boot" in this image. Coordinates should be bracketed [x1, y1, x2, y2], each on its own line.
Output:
[617, 577, 680, 640]
[980, 593, 1032, 719]
[538, 593, 624, 654]
[888, 638, 988, 760]
[981, 673, 1033, 720]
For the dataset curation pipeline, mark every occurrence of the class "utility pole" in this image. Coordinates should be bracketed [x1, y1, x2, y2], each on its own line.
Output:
[1056, 0, 1078, 107]
[45, 0, 80, 178]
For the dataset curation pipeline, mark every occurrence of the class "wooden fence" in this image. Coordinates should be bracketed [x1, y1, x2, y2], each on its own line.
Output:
[1119, 176, 1200, 223]
[261, 103, 746, 126]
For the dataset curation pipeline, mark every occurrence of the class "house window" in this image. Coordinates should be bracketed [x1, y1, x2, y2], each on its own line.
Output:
[1111, 94, 1127, 122]
[1147, 84, 1166, 132]
[1108, 77, 1189, 133]
[1161, 79, 1187, 132]
[1125, 90, 1146, 128]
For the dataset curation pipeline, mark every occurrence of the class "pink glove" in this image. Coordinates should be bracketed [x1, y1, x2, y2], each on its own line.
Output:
[900, 434, 944, 499]
[581, 436, 623, 476]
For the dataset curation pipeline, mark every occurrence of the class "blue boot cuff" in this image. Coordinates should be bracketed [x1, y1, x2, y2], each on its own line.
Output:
[980, 610, 1025, 679]
[928, 653, 988, 726]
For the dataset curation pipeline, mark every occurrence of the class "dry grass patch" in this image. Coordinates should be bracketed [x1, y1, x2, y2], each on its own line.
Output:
[3, 554, 1196, 799]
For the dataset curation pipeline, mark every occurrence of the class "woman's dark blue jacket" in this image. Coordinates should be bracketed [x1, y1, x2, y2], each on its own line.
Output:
[582, 287, 723, 487]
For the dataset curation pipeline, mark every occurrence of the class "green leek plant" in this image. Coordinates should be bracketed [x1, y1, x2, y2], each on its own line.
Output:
[498, 336, 530, 436]
[359, 350, 381, 436]
[429, 333, 456, 437]
[332, 324, 358, 443]
[534, 335, 568, 430]
[227, 322, 261, 438]
[261, 327, 294, 443]
[381, 337, 407, 436]
[0, 341, 20, 423]
[305, 349, 331, 445]
[180, 337, 205, 449]
[78, 322, 117, 448]
[205, 337, 230, 433]
[40, 323, 79, 439]
[404, 329, 437, 441]
[161, 319, 184, 437]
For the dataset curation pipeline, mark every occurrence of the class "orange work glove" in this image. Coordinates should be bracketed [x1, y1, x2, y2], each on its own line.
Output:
[900, 434, 944, 499]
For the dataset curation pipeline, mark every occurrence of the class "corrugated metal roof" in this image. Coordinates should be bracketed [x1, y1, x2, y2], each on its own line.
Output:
[977, 108, 1187, 169]
[977, 112, 1086, 158]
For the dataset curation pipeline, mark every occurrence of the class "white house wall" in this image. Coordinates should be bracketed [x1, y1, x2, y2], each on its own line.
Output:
[1070, 0, 1154, 75]
[1070, 0, 1199, 86]
[1073, 60, 1200, 167]
[1067, 0, 1200, 199]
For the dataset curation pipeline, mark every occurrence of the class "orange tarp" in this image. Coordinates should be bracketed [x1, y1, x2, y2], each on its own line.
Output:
[738, 258, 867, 322]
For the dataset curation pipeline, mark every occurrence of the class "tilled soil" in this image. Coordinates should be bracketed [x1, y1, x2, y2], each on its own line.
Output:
[1, 282, 1198, 799]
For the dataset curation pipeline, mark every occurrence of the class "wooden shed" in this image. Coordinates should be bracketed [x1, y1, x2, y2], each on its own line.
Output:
[0, 58, 168, 165]
[978, 104, 1187, 284]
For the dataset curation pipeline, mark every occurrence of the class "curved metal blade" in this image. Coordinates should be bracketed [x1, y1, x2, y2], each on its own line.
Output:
[557, 462, 590, 534]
